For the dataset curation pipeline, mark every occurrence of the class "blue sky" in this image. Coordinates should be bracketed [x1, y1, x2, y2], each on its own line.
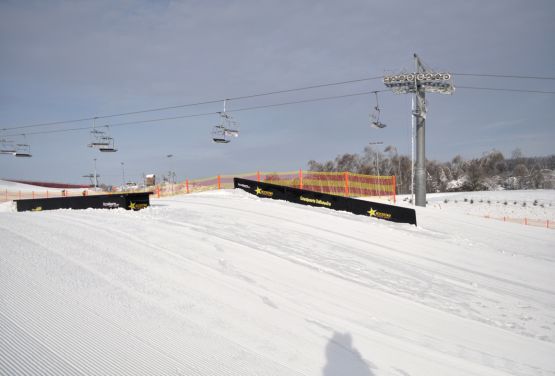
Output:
[1, 0, 554, 185]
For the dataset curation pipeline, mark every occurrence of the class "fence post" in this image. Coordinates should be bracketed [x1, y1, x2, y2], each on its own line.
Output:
[344, 172, 349, 197]
[257, 171, 260, 182]
[392, 176, 397, 204]
[218, 175, 221, 189]
[299, 169, 303, 190]
[186, 179, 189, 194]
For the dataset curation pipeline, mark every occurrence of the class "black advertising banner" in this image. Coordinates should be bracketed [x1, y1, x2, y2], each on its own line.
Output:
[234, 178, 417, 226]
[15, 192, 152, 212]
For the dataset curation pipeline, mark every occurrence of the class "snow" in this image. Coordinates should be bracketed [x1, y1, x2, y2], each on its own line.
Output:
[1, 180, 554, 376]
[0, 179, 51, 192]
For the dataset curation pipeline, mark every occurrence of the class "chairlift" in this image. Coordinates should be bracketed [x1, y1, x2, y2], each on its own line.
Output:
[13, 142, 32, 158]
[212, 100, 240, 143]
[88, 118, 110, 148]
[88, 119, 118, 152]
[0, 138, 16, 155]
[212, 125, 231, 144]
[98, 136, 117, 152]
[88, 129, 110, 148]
[370, 92, 387, 129]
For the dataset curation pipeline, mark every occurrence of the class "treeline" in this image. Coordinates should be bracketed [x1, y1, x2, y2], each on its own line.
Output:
[308, 146, 555, 194]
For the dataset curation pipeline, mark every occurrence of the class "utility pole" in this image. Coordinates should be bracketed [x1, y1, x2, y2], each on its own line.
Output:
[383, 54, 454, 207]
[93, 158, 98, 190]
[368, 141, 383, 196]
[121, 162, 125, 189]
[414, 54, 426, 207]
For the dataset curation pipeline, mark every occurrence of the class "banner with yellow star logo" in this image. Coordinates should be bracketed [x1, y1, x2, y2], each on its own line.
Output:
[234, 178, 416, 225]
[16, 192, 153, 212]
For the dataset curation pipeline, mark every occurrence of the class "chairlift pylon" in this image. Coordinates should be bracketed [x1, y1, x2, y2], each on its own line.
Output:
[370, 91, 387, 129]
[212, 99, 240, 144]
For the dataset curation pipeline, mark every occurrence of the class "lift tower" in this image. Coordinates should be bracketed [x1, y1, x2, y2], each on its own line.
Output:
[383, 54, 454, 207]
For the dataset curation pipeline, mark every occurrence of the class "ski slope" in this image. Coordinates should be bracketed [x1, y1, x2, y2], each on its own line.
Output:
[1, 184, 554, 376]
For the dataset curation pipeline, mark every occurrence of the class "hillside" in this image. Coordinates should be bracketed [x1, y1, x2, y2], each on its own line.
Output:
[1, 188, 554, 375]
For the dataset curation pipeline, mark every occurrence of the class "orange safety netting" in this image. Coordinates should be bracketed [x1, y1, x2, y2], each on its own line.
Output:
[154, 170, 396, 202]
[1, 171, 397, 203]
[0, 189, 110, 202]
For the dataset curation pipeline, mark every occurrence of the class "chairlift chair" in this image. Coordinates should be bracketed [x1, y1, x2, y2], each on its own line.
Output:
[98, 137, 118, 152]
[88, 129, 110, 148]
[0, 138, 16, 154]
[212, 125, 231, 143]
[370, 91, 387, 129]
[212, 99, 240, 144]
[13, 143, 32, 158]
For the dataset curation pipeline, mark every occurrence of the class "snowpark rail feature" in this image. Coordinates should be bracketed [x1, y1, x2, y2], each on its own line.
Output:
[14, 192, 152, 212]
[234, 177, 417, 225]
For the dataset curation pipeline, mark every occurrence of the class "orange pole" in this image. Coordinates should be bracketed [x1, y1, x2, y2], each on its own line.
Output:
[344, 172, 349, 196]
[524, 218, 528, 225]
[4, 189, 6, 201]
[392, 176, 397, 204]
[547, 220, 549, 228]
[156, 186, 160, 198]
[32, 191, 35, 199]
[218, 175, 221, 189]
[186, 179, 189, 194]
[257, 171, 260, 182]
[299, 169, 303, 190]
[19, 191, 21, 200]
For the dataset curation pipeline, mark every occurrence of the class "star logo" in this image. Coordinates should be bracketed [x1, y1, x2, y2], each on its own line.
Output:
[368, 208, 376, 217]
[129, 202, 136, 210]
[255, 187, 262, 195]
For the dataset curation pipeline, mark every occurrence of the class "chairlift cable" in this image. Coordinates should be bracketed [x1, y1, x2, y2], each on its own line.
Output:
[453, 73, 555, 80]
[2, 76, 384, 131]
[3, 90, 384, 137]
[456, 86, 555, 94]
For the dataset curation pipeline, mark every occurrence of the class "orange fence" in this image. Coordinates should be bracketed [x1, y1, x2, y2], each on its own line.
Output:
[482, 215, 553, 229]
[1, 189, 109, 203]
[1, 170, 396, 204]
[154, 170, 396, 202]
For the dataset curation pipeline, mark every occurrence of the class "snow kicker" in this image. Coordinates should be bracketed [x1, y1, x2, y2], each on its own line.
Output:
[234, 178, 417, 225]
[14, 192, 152, 212]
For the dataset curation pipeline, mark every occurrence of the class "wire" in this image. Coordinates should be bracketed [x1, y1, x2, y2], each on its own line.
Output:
[457, 86, 555, 94]
[454, 73, 555, 80]
[2, 76, 383, 131]
[3, 72, 553, 133]
[2, 90, 383, 137]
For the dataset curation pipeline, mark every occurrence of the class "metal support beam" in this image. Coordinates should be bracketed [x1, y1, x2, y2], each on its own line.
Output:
[414, 54, 426, 207]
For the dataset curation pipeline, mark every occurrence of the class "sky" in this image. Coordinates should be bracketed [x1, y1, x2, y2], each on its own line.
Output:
[1, 0, 554, 186]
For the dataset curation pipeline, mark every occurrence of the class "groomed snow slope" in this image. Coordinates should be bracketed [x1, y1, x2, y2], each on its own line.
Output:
[1, 189, 554, 376]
